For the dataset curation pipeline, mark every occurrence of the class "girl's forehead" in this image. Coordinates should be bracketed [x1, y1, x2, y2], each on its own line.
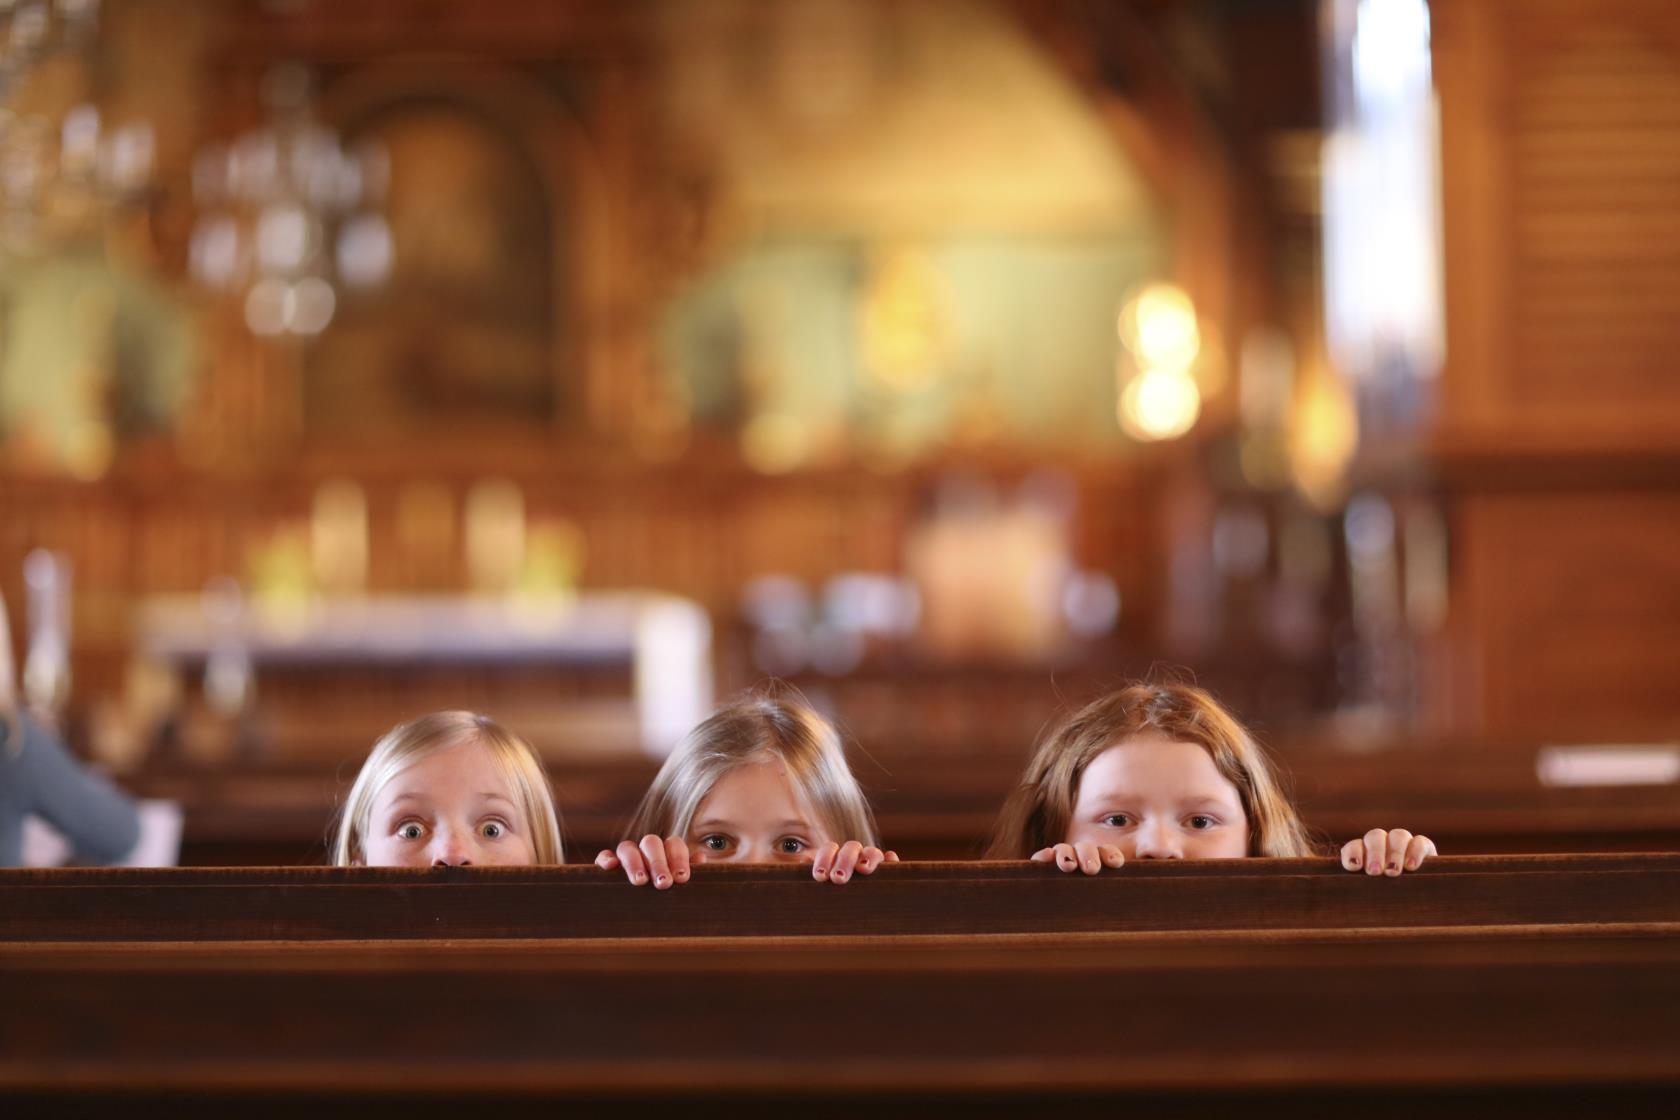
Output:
[695, 756, 812, 819]
[377, 740, 513, 803]
[1077, 735, 1240, 801]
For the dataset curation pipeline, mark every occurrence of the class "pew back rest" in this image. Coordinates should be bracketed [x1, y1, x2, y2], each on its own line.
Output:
[3, 854, 1677, 942]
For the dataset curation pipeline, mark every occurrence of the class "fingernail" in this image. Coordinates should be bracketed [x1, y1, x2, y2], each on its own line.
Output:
[656, 875, 669, 887]
[1405, 857, 1418, 870]
[1086, 860, 1098, 872]
[676, 870, 690, 881]
[813, 869, 828, 880]
[1347, 857, 1361, 869]
[833, 871, 846, 882]
[632, 874, 646, 884]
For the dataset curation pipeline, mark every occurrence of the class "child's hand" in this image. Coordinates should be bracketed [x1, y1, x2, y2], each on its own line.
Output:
[595, 834, 692, 889]
[1030, 842, 1126, 875]
[810, 841, 898, 884]
[1341, 828, 1437, 876]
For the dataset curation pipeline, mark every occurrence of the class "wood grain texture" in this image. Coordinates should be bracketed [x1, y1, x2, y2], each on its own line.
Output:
[1437, 0, 1680, 433]
[4, 856, 1677, 942]
[1428, 0, 1680, 743]
[3, 929, 1678, 1097]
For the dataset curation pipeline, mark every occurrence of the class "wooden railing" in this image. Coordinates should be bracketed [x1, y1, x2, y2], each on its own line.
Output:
[6, 855, 1678, 943]
[6, 855, 1679, 1113]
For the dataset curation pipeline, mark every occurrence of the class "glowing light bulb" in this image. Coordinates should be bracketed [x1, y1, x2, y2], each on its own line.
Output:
[1118, 283, 1200, 371]
[1119, 368, 1201, 441]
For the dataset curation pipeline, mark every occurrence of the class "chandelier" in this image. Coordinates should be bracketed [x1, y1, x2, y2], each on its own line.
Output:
[188, 63, 393, 337]
[0, 0, 155, 255]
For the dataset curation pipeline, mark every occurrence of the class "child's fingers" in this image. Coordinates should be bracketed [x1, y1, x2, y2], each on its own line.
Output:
[830, 840, 864, 883]
[595, 849, 621, 871]
[1030, 847, 1056, 863]
[614, 840, 649, 885]
[1340, 838, 1364, 872]
[884, 850, 900, 862]
[666, 835, 691, 883]
[1100, 845, 1125, 869]
[810, 840, 840, 881]
[857, 846, 885, 874]
[1362, 829, 1389, 876]
[639, 834, 674, 890]
[1406, 834, 1437, 870]
[1381, 829, 1413, 876]
[1047, 842, 1079, 873]
[1074, 841, 1105, 875]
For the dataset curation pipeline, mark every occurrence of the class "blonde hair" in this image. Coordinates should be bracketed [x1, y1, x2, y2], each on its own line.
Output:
[985, 681, 1316, 858]
[628, 691, 880, 848]
[331, 711, 564, 866]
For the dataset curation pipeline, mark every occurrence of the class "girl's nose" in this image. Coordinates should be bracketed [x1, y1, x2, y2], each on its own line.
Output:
[430, 831, 473, 867]
[738, 842, 775, 863]
[1132, 820, 1182, 859]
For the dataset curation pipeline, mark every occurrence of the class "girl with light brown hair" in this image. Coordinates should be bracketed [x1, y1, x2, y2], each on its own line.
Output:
[986, 680, 1435, 875]
[332, 710, 563, 867]
[597, 689, 896, 888]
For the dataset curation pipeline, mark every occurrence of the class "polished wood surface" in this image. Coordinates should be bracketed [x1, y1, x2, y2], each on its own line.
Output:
[4, 923, 1678, 1111]
[5, 855, 1677, 942]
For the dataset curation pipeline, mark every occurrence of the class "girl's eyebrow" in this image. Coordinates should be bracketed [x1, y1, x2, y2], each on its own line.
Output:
[388, 792, 514, 808]
[690, 818, 812, 831]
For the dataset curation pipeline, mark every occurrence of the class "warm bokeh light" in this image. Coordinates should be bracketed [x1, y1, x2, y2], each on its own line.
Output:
[1118, 366, 1201, 441]
[741, 413, 810, 474]
[1289, 361, 1359, 509]
[1118, 283, 1200, 372]
[859, 246, 947, 391]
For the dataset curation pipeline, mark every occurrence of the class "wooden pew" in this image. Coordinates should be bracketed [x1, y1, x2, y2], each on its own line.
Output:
[4, 927, 1679, 1115]
[4, 854, 1678, 942]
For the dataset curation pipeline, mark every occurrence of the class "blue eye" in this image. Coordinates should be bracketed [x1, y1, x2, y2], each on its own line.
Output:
[480, 821, 505, 839]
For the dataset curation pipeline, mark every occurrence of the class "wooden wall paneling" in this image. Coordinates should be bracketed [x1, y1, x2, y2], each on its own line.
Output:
[1437, 0, 1680, 439]
[1454, 490, 1680, 741]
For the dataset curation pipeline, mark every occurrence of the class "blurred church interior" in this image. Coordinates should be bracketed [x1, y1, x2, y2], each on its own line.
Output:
[2, 0, 1677, 866]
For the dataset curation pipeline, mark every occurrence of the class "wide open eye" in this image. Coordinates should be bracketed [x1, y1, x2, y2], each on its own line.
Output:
[480, 820, 505, 839]
[777, 837, 807, 855]
[700, 834, 731, 852]
[1187, 815, 1217, 831]
[397, 822, 426, 841]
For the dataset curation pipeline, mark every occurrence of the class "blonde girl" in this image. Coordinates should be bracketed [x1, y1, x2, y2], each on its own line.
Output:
[597, 692, 896, 888]
[987, 681, 1436, 876]
[332, 710, 563, 868]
